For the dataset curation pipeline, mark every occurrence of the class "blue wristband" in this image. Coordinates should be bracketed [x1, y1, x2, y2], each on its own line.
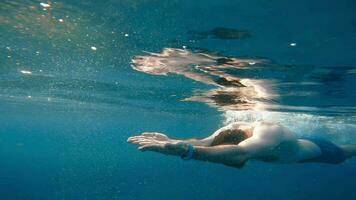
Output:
[181, 143, 194, 160]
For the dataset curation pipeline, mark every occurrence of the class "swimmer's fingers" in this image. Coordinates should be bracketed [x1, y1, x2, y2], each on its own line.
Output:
[127, 133, 169, 142]
[128, 137, 157, 144]
[141, 132, 169, 140]
[131, 139, 150, 145]
[128, 136, 146, 144]
[127, 136, 142, 143]
[128, 134, 163, 143]
[141, 132, 158, 137]
[128, 136, 142, 141]
[128, 137, 169, 147]
[128, 135, 154, 142]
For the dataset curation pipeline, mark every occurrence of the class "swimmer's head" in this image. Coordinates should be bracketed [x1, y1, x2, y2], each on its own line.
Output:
[211, 129, 249, 146]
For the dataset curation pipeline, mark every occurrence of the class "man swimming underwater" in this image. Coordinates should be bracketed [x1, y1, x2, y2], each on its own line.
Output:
[128, 121, 356, 168]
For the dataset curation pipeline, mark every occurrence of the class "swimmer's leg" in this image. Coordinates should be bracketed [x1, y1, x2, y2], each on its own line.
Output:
[340, 144, 356, 159]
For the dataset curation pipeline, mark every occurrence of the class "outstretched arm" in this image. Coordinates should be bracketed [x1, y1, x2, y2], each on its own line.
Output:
[127, 132, 212, 147]
[190, 145, 248, 168]
[128, 133, 248, 168]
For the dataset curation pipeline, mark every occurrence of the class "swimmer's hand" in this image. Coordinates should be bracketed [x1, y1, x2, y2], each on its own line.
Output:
[128, 132, 170, 142]
[127, 132, 188, 156]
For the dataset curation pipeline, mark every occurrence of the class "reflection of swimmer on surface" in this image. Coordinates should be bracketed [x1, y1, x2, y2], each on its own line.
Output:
[131, 48, 272, 111]
[128, 121, 356, 168]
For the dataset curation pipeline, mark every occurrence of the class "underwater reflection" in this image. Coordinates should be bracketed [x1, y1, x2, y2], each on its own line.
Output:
[132, 48, 356, 116]
[132, 48, 273, 111]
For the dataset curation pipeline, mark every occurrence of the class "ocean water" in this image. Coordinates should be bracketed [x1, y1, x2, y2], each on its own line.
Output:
[1, 0, 356, 199]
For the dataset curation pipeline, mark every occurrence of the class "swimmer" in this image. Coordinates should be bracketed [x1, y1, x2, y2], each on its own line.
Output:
[128, 121, 356, 168]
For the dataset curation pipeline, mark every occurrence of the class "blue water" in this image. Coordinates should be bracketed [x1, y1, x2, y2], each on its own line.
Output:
[1, 0, 356, 199]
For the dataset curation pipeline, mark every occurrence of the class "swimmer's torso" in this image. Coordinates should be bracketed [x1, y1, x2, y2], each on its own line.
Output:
[210, 121, 320, 163]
